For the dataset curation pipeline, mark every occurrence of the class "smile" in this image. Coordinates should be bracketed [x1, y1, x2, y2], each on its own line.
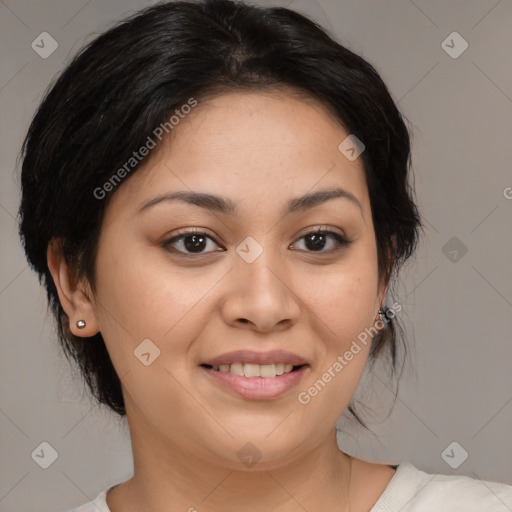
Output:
[200, 363, 309, 400]
[203, 362, 299, 378]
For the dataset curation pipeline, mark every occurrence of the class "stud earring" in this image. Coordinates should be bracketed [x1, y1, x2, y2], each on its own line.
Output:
[76, 320, 86, 329]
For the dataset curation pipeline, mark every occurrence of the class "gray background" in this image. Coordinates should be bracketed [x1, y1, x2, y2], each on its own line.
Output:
[1, 0, 511, 510]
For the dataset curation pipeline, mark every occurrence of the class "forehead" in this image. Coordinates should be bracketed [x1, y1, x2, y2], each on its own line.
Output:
[107, 89, 370, 219]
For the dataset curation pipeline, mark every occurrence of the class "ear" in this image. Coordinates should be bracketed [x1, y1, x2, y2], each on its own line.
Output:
[47, 239, 100, 337]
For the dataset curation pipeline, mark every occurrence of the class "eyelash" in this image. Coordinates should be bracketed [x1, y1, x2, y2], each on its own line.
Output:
[162, 227, 353, 256]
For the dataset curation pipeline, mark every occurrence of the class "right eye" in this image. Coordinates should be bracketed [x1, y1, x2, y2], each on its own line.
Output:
[162, 229, 225, 255]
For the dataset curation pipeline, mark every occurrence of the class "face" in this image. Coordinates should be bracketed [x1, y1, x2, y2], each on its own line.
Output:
[88, 89, 385, 470]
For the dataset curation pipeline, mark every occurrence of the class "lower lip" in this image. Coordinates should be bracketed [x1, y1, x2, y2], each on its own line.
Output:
[200, 365, 309, 400]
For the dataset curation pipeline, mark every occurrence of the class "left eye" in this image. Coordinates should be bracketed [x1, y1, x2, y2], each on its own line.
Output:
[291, 229, 352, 253]
[163, 228, 352, 255]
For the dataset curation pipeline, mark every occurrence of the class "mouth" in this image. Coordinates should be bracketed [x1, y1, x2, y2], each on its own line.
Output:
[199, 360, 310, 400]
[200, 362, 307, 378]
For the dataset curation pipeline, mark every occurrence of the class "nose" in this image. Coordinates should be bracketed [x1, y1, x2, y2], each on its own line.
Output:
[220, 247, 301, 333]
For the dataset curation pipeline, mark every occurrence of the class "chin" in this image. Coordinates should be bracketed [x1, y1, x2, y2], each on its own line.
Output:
[205, 428, 310, 470]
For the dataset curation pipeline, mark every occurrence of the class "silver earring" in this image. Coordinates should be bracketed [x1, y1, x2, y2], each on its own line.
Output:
[377, 309, 386, 321]
[76, 320, 86, 329]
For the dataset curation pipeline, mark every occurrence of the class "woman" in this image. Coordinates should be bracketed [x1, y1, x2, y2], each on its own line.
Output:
[18, 1, 512, 510]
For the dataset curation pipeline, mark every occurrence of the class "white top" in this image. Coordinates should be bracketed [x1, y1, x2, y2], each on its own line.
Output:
[68, 462, 512, 511]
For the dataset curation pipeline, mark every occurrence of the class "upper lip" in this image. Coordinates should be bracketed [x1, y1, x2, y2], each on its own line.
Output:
[201, 350, 309, 367]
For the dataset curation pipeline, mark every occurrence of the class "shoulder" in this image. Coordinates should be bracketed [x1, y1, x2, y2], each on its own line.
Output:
[61, 487, 112, 512]
[371, 462, 512, 512]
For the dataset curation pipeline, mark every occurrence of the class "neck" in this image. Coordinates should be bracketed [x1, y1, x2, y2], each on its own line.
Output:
[110, 418, 353, 512]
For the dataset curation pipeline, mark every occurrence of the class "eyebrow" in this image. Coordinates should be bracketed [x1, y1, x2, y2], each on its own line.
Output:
[138, 187, 363, 217]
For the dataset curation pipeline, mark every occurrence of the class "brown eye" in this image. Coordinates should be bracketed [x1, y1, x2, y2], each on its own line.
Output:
[162, 227, 353, 257]
[163, 230, 223, 255]
[292, 229, 353, 253]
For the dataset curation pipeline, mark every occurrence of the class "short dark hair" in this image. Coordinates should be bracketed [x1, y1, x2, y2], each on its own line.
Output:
[18, 0, 423, 424]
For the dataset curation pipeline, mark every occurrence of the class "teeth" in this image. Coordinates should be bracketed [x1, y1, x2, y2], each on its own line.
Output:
[244, 363, 260, 377]
[210, 362, 299, 378]
[229, 362, 244, 376]
[260, 364, 276, 378]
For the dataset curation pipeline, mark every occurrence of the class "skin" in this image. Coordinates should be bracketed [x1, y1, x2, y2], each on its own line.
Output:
[48, 89, 396, 511]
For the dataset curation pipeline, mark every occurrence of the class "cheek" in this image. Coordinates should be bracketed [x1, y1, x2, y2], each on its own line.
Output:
[90, 243, 218, 432]
[91, 240, 222, 371]
[300, 259, 379, 347]
[295, 271, 376, 426]
[330, 276, 377, 344]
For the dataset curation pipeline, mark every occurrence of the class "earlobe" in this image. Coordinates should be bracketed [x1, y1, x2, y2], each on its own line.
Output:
[46, 239, 100, 337]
